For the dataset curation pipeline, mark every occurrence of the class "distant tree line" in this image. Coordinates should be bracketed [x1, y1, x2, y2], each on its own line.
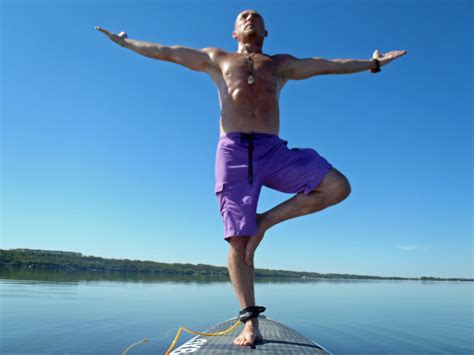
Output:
[1, 249, 472, 281]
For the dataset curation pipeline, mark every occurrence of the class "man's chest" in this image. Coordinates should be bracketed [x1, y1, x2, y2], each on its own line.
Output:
[219, 55, 281, 88]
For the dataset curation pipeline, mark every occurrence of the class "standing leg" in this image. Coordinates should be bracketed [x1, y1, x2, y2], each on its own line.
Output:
[227, 236, 263, 346]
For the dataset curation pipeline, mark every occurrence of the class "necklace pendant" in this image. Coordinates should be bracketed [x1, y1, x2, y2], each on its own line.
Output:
[248, 75, 255, 85]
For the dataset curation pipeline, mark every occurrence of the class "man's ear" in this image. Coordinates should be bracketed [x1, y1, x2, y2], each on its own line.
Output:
[232, 31, 237, 39]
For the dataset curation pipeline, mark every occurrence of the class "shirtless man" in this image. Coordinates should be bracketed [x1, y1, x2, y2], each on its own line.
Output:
[96, 9, 407, 347]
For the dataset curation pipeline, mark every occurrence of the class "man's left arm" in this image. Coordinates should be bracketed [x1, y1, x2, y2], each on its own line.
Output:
[280, 50, 407, 80]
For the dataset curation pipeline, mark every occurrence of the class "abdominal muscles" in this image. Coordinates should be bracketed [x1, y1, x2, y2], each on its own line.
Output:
[219, 84, 280, 133]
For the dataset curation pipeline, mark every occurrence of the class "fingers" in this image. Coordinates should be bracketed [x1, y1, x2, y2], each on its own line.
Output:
[95, 26, 128, 44]
[373, 49, 408, 58]
[95, 26, 113, 36]
[373, 49, 408, 62]
[391, 50, 408, 60]
[390, 50, 408, 57]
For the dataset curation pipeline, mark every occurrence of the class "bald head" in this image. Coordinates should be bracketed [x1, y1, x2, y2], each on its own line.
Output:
[235, 10, 265, 29]
[233, 9, 268, 43]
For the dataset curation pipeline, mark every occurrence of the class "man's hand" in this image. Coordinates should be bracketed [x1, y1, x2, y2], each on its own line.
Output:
[95, 26, 128, 47]
[373, 49, 408, 68]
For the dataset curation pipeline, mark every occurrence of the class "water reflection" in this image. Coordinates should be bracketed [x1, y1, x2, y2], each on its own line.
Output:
[1, 266, 473, 354]
[0, 266, 388, 284]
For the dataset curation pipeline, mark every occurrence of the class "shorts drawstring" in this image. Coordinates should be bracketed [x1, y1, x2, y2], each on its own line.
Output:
[239, 133, 254, 186]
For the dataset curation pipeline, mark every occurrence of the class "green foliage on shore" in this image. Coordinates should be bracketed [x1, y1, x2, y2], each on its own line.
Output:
[1, 248, 472, 281]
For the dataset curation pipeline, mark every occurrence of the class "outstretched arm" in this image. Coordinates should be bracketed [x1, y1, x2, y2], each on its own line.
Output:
[280, 49, 407, 80]
[95, 26, 219, 74]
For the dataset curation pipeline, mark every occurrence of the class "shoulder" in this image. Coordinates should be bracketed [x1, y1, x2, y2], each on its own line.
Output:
[202, 47, 231, 67]
[271, 53, 297, 62]
[202, 47, 229, 59]
[271, 53, 299, 78]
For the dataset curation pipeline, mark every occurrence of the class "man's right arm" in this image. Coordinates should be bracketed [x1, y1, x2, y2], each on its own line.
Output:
[125, 39, 219, 73]
[95, 26, 219, 74]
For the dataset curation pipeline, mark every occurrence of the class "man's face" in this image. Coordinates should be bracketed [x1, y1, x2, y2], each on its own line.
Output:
[233, 10, 267, 42]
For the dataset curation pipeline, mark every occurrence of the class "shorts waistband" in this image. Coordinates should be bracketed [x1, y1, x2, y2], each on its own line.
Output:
[219, 131, 280, 140]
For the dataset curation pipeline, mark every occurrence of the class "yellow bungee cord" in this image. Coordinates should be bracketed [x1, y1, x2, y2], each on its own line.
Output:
[122, 306, 265, 354]
[122, 318, 241, 355]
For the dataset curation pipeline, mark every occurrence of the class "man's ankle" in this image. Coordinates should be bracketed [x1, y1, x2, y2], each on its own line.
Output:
[245, 318, 259, 326]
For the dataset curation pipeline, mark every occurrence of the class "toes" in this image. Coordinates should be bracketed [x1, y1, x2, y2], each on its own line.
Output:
[234, 329, 262, 346]
[234, 335, 254, 346]
[234, 336, 246, 346]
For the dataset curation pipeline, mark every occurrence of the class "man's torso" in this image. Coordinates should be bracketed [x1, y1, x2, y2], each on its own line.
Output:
[207, 50, 291, 135]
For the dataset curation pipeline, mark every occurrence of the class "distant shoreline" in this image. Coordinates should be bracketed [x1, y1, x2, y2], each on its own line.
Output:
[1, 248, 472, 282]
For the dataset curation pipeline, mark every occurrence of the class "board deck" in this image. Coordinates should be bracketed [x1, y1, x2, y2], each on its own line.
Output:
[170, 315, 332, 354]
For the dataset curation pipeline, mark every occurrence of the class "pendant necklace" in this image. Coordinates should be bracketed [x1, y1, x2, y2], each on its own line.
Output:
[246, 53, 256, 85]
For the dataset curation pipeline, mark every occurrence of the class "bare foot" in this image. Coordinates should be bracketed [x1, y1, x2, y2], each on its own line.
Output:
[244, 213, 269, 267]
[233, 319, 263, 346]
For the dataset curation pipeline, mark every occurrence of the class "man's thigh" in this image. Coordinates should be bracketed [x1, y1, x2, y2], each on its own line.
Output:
[262, 143, 333, 196]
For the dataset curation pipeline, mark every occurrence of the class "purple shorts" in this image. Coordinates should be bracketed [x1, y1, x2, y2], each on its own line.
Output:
[215, 131, 333, 242]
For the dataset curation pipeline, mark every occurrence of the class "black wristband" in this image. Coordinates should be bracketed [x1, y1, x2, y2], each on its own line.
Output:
[369, 58, 381, 73]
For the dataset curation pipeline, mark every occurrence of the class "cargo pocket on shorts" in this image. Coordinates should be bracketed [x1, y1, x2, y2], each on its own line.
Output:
[214, 182, 226, 215]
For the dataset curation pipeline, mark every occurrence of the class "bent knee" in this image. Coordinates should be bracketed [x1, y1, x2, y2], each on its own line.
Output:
[328, 175, 351, 204]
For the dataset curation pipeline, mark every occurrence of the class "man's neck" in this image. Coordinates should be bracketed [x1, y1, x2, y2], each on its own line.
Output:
[237, 42, 263, 55]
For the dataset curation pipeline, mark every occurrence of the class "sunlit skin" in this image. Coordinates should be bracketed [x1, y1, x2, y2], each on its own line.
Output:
[96, 10, 407, 347]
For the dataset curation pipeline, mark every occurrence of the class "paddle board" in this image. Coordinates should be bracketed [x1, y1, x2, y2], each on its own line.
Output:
[169, 315, 332, 354]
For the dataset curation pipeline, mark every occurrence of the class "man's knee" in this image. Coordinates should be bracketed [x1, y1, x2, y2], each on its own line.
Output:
[228, 236, 249, 254]
[316, 167, 351, 204]
[333, 175, 351, 203]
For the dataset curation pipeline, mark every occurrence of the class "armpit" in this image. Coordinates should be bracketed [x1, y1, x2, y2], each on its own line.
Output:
[272, 54, 298, 80]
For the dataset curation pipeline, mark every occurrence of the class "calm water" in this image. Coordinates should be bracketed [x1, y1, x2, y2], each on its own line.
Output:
[1, 268, 472, 354]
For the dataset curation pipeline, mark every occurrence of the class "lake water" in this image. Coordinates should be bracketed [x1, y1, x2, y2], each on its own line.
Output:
[1, 268, 472, 354]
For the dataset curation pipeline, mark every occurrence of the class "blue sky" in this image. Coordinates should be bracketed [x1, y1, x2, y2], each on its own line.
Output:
[1, 0, 472, 278]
